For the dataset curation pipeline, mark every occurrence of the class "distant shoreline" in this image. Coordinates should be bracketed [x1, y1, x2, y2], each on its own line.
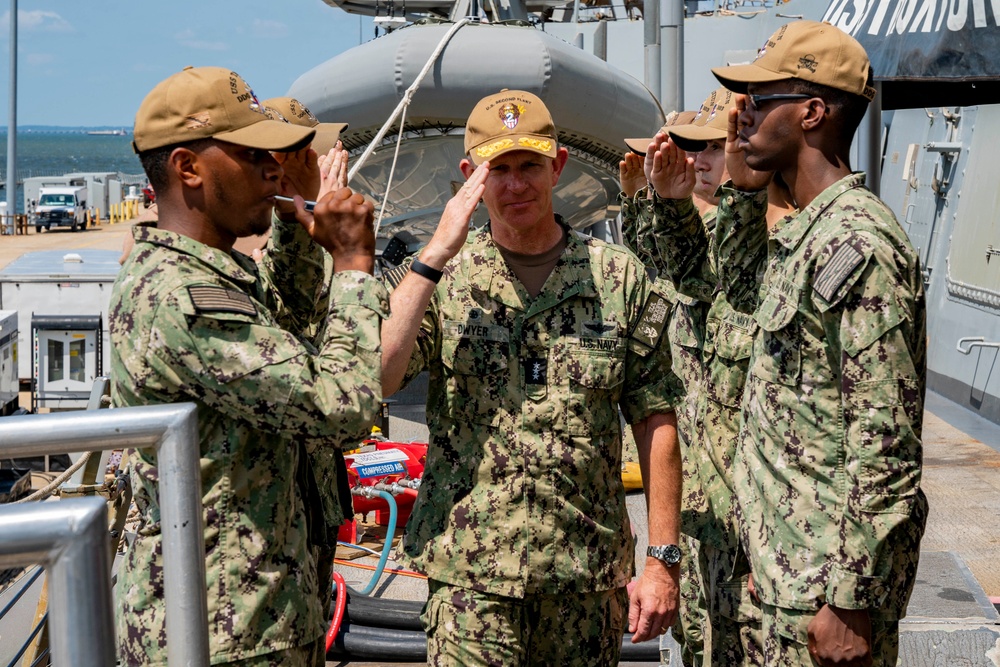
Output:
[0, 127, 134, 135]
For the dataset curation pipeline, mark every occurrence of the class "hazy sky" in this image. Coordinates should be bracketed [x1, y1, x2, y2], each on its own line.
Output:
[0, 1, 373, 126]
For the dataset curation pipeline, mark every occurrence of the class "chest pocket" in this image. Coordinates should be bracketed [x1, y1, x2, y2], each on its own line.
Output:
[706, 311, 756, 407]
[668, 303, 705, 395]
[186, 306, 298, 384]
[752, 278, 801, 387]
[565, 347, 625, 436]
[442, 337, 508, 427]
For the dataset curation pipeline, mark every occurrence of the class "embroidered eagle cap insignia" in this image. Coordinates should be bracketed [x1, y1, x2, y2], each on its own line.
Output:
[499, 103, 524, 130]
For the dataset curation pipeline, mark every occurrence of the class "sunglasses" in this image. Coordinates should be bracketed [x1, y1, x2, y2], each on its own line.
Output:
[746, 93, 812, 111]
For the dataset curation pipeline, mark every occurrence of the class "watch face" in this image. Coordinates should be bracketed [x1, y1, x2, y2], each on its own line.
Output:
[649, 544, 682, 565]
[663, 544, 681, 565]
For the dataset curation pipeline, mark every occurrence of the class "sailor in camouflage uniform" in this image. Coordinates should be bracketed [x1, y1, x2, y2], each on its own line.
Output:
[379, 90, 686, 666]
[262, 94, 356, 622]
[620, 108, 713, 667]
[112, 67, 388, 666]
[710, 21, 928, 665]
[623, 89, 771, 667]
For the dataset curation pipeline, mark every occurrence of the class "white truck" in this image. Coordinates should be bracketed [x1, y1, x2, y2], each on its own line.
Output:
[34, 185, 87, 233]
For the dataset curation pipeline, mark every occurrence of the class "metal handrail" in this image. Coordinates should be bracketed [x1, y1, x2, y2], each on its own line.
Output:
[0, 498, 112, 666]
[0, 403, 208, 666]
[956, 336, 1000, 355]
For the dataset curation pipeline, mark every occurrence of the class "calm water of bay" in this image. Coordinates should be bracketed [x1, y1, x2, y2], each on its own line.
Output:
[0, 131, 143, 214]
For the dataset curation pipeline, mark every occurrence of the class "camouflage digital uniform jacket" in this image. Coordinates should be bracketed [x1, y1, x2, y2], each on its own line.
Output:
[397, 224, 683, 597]
[111, 219, 388, 665]
[720, 173, 928, 616]
[620, 189, 712, 540]
[647, 191, 771, 554]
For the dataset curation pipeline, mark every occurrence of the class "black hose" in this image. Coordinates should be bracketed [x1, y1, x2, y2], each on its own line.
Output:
[326, 621, 662, 662]
[337, 589, 424, 631]
[327, 623, 425, 661]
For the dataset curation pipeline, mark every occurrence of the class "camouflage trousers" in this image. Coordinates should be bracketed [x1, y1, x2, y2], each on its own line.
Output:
[422, 579, 628, 667]
[698, 541, 763, 666]
[216, 637, 325, 667]
[671, 534, 706, 666]
[761, 603, 899, 666]
[315, 544, 335, 620]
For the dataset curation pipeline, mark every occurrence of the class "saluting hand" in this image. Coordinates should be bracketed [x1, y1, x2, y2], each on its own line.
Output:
[273, 147, 321, 221]
[296, 187, 376, 274]
[643, 132, 696, 200]
[317, 142, 349, 202]
[619, 152, 647, 198]
[726, 98, 773, 192]
[419, 161, 489, 270]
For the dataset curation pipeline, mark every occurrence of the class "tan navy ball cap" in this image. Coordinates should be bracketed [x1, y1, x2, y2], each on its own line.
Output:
[464, 89, 558, 166]
[133, 66, 315, 153]
[712, 20, 876, 101]
[669, 87, 736, 152]
[624, 110, 698, 155]
[263, 96, 349, 156]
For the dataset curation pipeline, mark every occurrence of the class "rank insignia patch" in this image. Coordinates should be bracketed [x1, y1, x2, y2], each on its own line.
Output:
[523, 356, 547, 385]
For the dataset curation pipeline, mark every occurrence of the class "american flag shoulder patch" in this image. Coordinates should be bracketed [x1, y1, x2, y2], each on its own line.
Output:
[814, 242, 866, 303]
[187, 286, 257, 317]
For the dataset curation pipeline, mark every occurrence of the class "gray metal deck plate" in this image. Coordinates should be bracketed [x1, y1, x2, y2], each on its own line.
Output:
[907, 551, 1000, 621]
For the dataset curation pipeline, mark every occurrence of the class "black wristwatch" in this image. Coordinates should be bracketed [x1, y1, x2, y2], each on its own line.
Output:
[647, 544, 682, 566]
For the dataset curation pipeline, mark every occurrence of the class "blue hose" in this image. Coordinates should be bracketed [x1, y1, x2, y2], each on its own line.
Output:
[351, 489, 397, 595]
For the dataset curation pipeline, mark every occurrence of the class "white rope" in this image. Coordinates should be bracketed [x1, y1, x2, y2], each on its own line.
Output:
[373, 102, 410, 237]
[348, 17, 474, 214]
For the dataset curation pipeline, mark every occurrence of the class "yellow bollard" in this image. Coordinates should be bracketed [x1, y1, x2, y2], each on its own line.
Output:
[110, 206, 117, 225]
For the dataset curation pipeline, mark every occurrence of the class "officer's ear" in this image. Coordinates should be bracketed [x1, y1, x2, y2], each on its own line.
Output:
[459, 158, 476, 180]
[551, 147, 569, 186]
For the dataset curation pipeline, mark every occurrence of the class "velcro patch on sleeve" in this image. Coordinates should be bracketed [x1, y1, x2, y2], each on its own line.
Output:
[187, 286, 257, 317]
[814, 242, 865, 303]
[630, 291, 670, 350]
[381, 264, 410, 290]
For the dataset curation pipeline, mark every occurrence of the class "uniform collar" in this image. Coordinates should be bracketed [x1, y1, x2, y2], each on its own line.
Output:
[133, 222, 258, 287]
[769, 172, 867, 251]
[465, 222, 597, 312]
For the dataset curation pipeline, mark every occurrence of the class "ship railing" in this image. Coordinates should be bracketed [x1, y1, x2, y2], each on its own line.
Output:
[0, 402, 209, 667]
